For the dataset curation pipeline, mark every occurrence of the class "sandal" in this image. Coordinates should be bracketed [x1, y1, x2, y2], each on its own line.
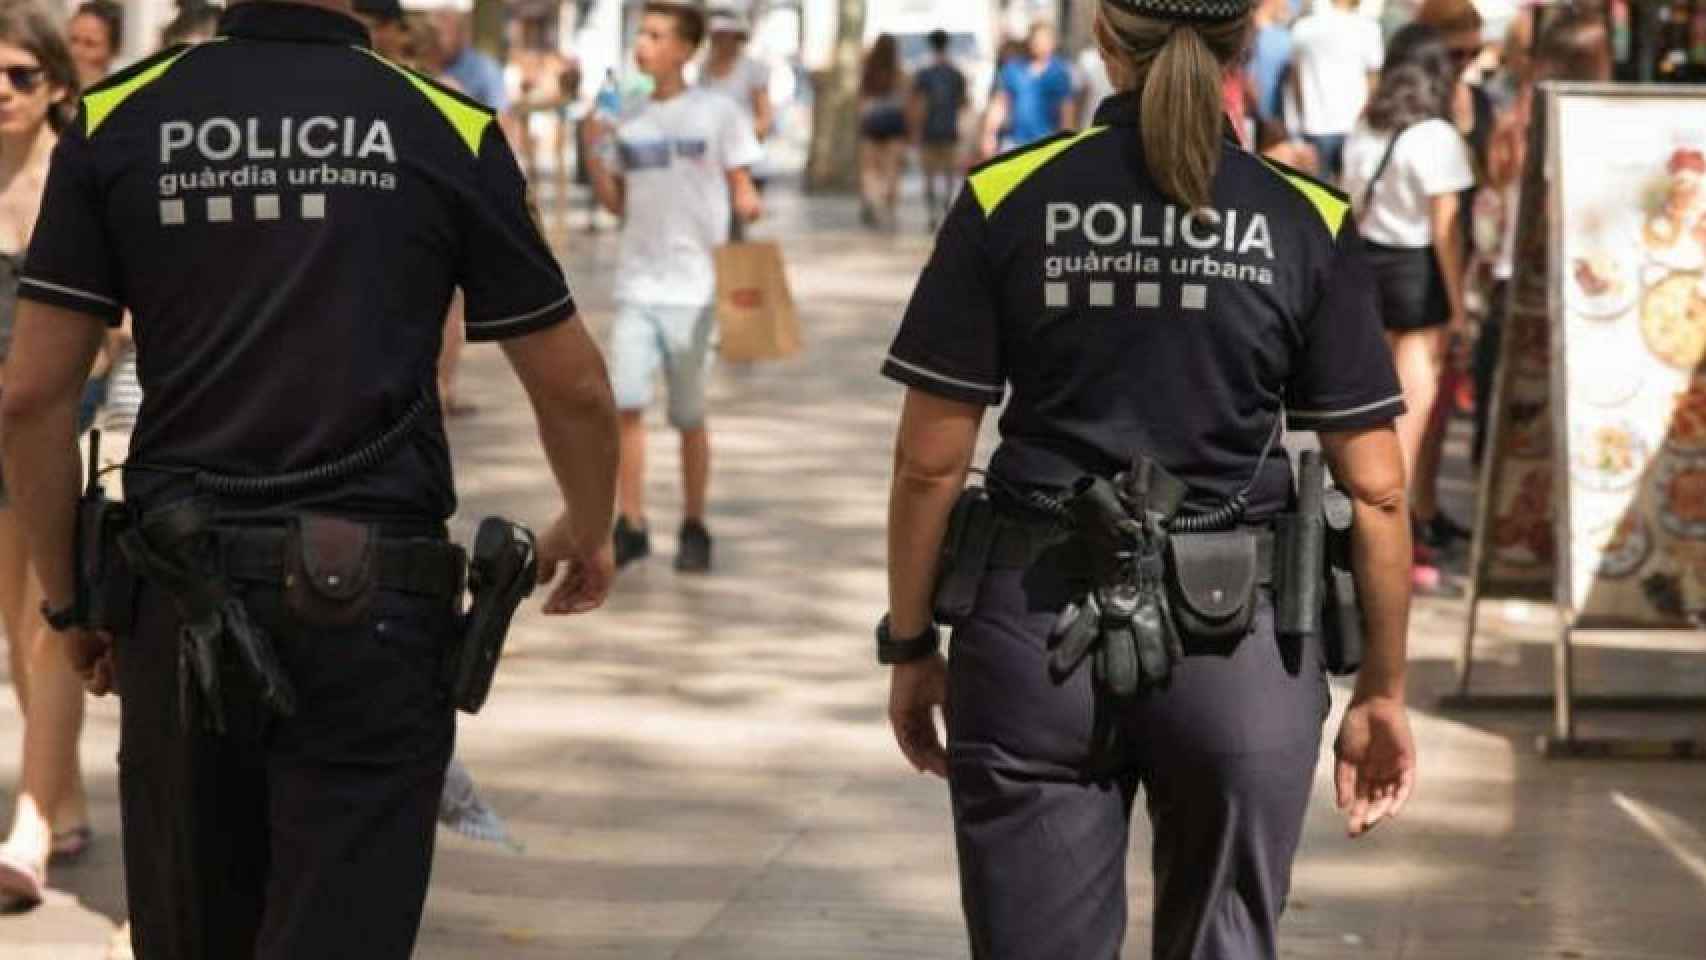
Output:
[0, 848, 46, 909]
[50, 826, 94, 864]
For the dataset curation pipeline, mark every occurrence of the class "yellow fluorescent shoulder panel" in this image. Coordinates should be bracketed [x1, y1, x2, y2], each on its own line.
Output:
[364, 49, 491, 157]
[970, 127, 1109, 217]
[84, 50, 192, 136]
[1262, 159, 1348, 237]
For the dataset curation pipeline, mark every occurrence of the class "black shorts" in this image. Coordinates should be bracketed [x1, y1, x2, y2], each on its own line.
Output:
[1364, 240, 1449, 332]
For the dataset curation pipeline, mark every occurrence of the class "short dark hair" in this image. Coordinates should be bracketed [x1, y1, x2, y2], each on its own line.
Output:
[928, 29, 949, 52]
[0, 2, 80, 133]
[74, 0, 124, 51]
[643, 2, 706, 50]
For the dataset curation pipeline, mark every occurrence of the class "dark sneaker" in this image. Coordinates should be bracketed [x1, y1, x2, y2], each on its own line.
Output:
[613, 517, 650, 569]
[676, 521, 713, 574]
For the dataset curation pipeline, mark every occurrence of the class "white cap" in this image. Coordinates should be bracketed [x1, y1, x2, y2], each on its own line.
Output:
[707, 9, 750, 35]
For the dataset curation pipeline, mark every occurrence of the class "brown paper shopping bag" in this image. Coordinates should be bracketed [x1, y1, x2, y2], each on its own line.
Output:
[713, 241, 801, 362]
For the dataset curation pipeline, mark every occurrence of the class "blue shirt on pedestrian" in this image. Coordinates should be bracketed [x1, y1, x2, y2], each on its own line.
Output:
[998, 56, 1074, 147]
[1248, 24, 1293, 123]
[445, 47, 508, 111]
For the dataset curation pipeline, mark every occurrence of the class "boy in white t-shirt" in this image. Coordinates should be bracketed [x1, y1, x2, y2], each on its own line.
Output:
[583, 1, 763, 573]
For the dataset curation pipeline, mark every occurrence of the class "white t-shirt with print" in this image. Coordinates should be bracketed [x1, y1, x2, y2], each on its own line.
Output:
[612, 87, 763, 307]
[1290, 8, 1384, 137]
[1341, 117, 1477, 248]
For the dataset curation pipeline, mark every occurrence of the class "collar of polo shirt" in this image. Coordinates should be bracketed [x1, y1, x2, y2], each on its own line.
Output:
[218, 1, 371, 48]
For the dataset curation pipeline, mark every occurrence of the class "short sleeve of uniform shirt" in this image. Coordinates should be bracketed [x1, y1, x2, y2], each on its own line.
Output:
[19, 121, 123, 326]
[881, 188, 1004, 406]
[456, 126, 575, 341]
[1286, 218, 1406, 432]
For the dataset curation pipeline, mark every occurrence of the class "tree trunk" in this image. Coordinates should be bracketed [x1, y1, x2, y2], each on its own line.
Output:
[805, 0, 866, 193]
[473, 0, 506, 61]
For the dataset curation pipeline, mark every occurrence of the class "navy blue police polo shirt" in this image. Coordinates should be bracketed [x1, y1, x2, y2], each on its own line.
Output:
[882, 94, 1404, 519]
[20, 1, 573, 521]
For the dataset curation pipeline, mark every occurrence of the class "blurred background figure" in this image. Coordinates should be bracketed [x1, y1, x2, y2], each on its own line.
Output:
[701, 8, 771, 147]
[1248, 0, 1294, 133]
[857, 32, 907, 230]
[980, 20, 1074, 159]
[1341, 24, 1475, 596]
[1408, 0, 1488, 558]
[910, 27, 967, 230]
[65, 0, 119, 89]
[0, 0, 88, 910]
[159, 0, 220, 47]
[353, 0, 410, 61]
[1290, 0, 1385, 181]
[432, 6, 506, 110]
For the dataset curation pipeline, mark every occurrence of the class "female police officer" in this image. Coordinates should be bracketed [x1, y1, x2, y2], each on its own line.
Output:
[878, 1, 1417, 957]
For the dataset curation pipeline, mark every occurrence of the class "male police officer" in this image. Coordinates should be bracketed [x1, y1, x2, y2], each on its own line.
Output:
[0, 0, 619, 957]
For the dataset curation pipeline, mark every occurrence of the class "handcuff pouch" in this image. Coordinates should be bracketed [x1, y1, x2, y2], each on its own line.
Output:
[1165, 530, 1259, 641]
[284, 514, 378, 627]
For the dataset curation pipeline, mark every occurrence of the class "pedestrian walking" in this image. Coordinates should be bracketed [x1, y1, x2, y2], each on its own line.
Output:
[856, 33, 908, 229]
[880, 0, 1417, 956]
[0, 2, 92, 909]
[1290, 0, 1384, 180]
[0, 0, 619, 955]
[911, 28, 968, 230]
[1341, 24, 1475, 595]
[700, 7, 771, 241]
[1248, 0, 1293, 127]
[979, 21, 1076, 158]
[581, 1, 761, 574]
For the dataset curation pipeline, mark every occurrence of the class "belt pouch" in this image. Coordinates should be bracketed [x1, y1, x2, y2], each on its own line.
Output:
[284, 514, 378, 627]
[1164, 531, 1259, 640]
[932, 487, 996, 627]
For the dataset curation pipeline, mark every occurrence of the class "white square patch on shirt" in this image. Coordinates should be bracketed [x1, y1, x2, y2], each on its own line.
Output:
[1135, 283, 1161, 308]
[1045, 283, 1070, 308]
[1089, 282, 1114, 307]
[1182, 284, 1208, 311]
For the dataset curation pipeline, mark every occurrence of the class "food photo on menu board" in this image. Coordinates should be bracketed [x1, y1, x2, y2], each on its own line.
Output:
[1552, 87, 1706, 628]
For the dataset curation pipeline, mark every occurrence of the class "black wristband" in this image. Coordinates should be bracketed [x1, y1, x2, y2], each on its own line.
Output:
[41, 599, 82, 633]
[876, 615, 941, 665]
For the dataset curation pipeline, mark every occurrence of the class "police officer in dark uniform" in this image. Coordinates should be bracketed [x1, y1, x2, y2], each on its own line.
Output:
[879, 1, 1419, 957]
[0, 0, 619, 956]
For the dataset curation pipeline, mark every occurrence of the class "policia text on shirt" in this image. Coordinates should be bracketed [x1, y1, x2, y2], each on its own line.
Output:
[0, 1, 619, 958]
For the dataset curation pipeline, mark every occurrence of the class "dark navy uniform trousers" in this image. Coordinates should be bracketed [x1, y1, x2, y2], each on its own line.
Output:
[114, 583, 457, 960]
[947, 563, 1330, 960]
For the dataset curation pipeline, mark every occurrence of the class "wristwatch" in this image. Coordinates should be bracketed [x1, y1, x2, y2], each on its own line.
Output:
[876, 615, 941, 665]
[40, 599, 82, 633]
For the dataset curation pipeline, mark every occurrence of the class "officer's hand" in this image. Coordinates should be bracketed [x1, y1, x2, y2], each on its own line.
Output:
[537, 516, 614, 615]
[1333, 696, 1416, 838]
[62, 629, 116, 697]
[889, 654, 949, 779]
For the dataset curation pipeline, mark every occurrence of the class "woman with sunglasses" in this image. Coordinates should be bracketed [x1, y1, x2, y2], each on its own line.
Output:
[0, 0, 87, 910]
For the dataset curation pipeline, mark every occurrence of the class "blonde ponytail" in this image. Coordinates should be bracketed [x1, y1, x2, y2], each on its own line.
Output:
[1097, 4, 1253, 210]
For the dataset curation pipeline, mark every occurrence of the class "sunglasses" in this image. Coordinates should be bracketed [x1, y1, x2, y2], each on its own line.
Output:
[0, 66, 45, 93]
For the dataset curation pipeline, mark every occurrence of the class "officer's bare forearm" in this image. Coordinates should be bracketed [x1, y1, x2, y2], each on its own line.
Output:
[502, 319, 619, 546]
[1320, 426, 1411, 703]
[887, 390, 983, 638]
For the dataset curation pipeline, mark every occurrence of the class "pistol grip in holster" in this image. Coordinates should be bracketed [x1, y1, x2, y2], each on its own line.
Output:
[932, 487, 996, 628]
[447, 517, 537, 715]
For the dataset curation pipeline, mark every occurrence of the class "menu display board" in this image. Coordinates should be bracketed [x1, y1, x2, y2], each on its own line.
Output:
[1550, 85, 1706, 627]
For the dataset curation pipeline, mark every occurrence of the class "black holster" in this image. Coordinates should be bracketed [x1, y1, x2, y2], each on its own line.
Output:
[1274, 450, 1365, 676]
[444, 517, 537, 715]
[932, 487, 997, 627]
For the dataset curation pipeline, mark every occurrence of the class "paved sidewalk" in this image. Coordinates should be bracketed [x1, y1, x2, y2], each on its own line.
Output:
[4, 183, 1706, 958]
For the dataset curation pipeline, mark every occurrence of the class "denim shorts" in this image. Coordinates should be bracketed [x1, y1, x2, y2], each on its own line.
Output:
[609, 302, 716, 430]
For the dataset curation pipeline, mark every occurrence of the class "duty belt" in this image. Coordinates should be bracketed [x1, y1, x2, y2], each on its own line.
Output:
[220, 527, 466, 599]
[983, 512, 1277, 585]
